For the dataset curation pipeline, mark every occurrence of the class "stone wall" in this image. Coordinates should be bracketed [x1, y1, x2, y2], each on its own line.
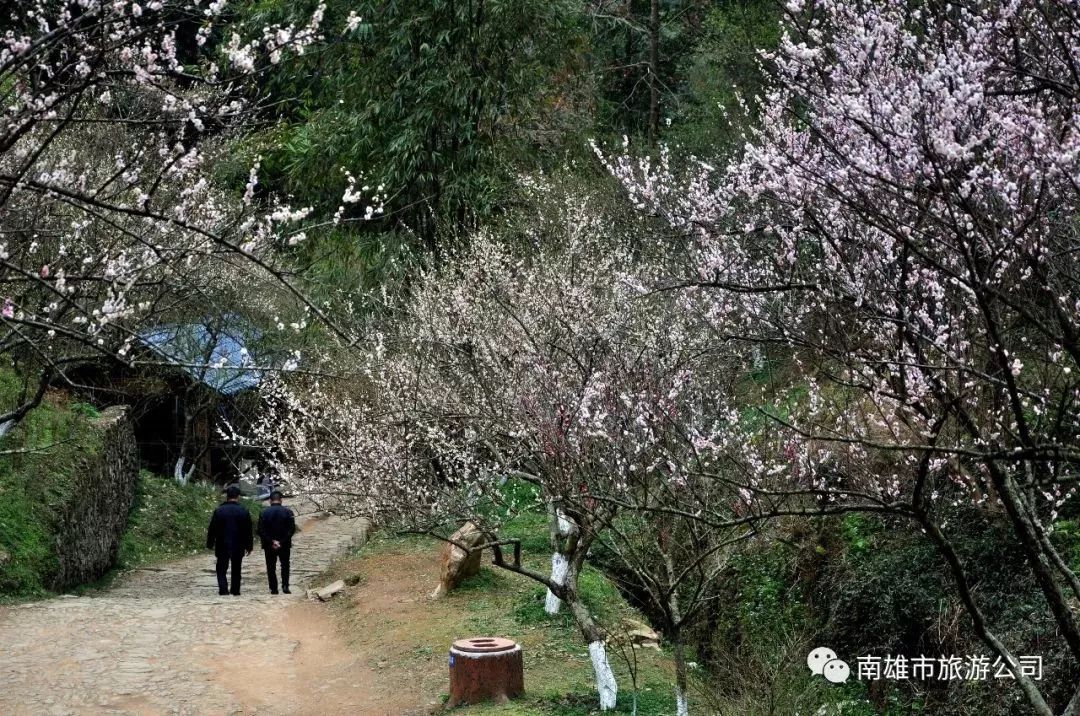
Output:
[48, 406, 138, 590]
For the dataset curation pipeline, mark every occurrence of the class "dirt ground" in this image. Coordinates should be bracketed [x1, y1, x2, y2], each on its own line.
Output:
[208, 597, 428, 715]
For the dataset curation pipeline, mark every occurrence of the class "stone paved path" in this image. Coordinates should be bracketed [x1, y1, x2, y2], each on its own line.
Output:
[0, 502, 388, 716]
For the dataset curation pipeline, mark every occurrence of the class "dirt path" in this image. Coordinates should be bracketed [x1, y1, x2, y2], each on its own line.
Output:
[0, 502, 422, 716]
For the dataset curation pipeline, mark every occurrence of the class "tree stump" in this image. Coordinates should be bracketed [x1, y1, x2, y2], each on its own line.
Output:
[447, 637, 524, 707]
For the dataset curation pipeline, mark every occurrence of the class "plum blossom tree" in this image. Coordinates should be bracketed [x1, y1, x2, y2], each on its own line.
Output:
[599, 1, 1080, 712]
[0, 1, 380, 431]
[597, 483, 752, 716]
[241, 175, 750, 710]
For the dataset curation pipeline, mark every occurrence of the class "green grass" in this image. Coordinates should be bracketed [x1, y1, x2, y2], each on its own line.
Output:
[0, 368, 101, 597]
[458, 685, 678, 716]
[117, 471, 257, 568]
[500, 508, 552, 558]
[320, 512, 679, 715]
[453, 559, 677, 715]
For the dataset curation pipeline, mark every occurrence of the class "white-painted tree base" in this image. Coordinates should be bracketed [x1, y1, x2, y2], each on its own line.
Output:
[545, 552, 568, 614]
[174, 456, 191, 485]
[556, 509, 573, 535]
[589, 640, 618, 710]
[676, 687, 688, 716]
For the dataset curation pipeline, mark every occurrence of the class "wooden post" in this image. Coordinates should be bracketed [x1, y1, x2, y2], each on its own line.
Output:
[194, 408, 211, 481]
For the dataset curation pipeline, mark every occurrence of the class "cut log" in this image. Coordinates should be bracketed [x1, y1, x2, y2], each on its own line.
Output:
[447, 637, 524, 707]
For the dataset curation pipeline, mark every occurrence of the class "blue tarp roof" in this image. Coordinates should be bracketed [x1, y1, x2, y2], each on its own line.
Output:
[137, 321, 263, 395]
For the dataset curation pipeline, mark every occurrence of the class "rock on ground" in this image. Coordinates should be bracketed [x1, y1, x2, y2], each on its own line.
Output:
[431, 521, 488, 599]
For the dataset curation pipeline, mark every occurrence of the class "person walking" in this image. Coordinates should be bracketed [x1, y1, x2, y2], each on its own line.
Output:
[206, 485, 253, 595]
[257, 490, 296, 595]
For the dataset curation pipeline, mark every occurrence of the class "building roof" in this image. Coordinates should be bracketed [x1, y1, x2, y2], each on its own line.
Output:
[137, 320, 264, 395]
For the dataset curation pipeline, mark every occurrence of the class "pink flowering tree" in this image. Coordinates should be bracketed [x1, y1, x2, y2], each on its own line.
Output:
[0, 1, 380, 431]
[599, 1, 1080, 712]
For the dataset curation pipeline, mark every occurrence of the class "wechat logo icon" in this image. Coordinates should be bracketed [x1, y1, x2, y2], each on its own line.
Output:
[807, 646, 850, 684]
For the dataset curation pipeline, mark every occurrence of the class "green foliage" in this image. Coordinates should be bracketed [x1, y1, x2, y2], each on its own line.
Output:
[839, 514, 880, 555]
[577, 563, 626, 623]
[0, 370, 100, 597]
[68, 402, 101, 419]
[0, 499, 53, 598]
[117, 471, 229, 568]
[1050, 518, 1080, 573]
[471, 684, 675, 715]
[823, 520, 948, 656]
[695, 512, 1065, 714]
[811, 510, 1076, 715]
[726, 541, 810, 648]
[510, 562, 624, 631]
[669, 0, 781, 154]
[499, 501, 550, 557]
[244, 0, 583, 254]
[496, 477, 544, 519]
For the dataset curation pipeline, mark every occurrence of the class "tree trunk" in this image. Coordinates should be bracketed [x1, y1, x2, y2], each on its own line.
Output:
[647, 0, 660, 144]
[673, 630, 689, 716]
[991, 463, 1080, 662]
[545, 551, 569, 614]
[588, 639, 618, 711]
[545, 506, 578, 614]
[665, 565, 689, 716]
[571, 597, 617, 710]
[919, 513, 1052, 715]
[174, 455, 192, 485]
[566, 564, 618, 710]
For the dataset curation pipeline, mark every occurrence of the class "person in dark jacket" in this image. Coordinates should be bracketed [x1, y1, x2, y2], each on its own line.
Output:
[257, 490, 296, 594]
[206, 485, 253, 595]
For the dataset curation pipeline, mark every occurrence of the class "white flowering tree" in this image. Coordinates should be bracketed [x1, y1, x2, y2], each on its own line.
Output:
[599, 1, 1080, 712]
[242, 175, 754, 710]
[0, 1, 383, 431]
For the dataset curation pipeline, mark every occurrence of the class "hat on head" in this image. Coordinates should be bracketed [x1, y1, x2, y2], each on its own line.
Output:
[225, 484, 241, 498]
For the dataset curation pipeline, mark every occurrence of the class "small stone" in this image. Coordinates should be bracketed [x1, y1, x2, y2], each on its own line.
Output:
[311, 580, 345, 601]
[621, 618, 661, 648]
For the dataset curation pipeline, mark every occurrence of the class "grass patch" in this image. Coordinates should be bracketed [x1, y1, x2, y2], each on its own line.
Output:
[314, 513, 679, 715]
[0, 369, 101, 598]
[117, 471, 259, 569]
[459, 685, 678, 715]
[500, 509, 551, 559]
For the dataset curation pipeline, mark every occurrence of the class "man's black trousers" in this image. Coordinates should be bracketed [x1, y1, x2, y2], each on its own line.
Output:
[216, 553, 244, 595]
[264, 546, 290, 593]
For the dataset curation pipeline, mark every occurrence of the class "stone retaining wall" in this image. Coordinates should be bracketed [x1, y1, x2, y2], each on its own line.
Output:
[48, 406, 138, 590]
